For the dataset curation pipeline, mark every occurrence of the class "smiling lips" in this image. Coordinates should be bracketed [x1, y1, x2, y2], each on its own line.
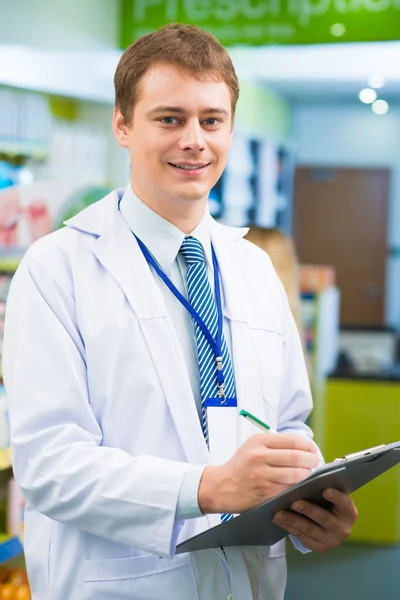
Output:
[168, 162, 210, 173]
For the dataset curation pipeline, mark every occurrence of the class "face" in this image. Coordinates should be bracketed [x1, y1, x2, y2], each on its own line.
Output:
[113, 63, 233, 213]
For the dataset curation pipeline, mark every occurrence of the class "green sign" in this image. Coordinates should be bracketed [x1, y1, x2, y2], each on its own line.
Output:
[120, 0, 400, 47]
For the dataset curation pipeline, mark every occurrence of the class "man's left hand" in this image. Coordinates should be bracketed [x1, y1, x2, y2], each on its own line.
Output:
[272, 488, 358, 552]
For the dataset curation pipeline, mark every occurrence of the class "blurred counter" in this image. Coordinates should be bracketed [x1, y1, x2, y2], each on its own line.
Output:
[319, 372, 400, 544]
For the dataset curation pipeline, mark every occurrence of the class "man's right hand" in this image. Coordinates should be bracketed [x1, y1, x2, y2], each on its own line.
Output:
[198, 433, 319, 515]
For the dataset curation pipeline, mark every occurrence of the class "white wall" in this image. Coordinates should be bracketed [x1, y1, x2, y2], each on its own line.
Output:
[0, 0, 120, 49]
[0, 0, 127, 187]
[293, 104, 400, 329]
[0, 0, 121, 102]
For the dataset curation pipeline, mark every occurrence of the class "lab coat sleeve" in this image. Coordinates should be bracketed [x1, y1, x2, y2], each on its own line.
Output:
[176, 465, 206, 521]
[3, 255, 189, 558]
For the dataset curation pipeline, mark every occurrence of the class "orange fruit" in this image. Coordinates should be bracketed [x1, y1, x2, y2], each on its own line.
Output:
[0, 570, 9, 584]
[0, 583, 16, 600]
[7, 571, 27, 588]
[14, 586, 30, 600]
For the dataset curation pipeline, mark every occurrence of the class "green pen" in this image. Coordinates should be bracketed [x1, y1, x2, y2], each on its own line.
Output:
[239, 409, 277, 433]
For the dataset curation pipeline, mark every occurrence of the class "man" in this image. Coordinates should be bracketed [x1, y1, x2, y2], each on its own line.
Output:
[3, 24, 357, 600]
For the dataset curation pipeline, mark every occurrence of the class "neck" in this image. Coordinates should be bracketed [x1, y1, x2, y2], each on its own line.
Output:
[131, 183, 208, 234]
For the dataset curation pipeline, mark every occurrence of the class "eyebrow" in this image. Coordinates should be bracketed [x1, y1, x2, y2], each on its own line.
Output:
[148, 106, 229, 116]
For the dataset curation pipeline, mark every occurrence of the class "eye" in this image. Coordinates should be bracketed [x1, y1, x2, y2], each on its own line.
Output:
[159, 117, 179, 125]
[203, 118, 221, 127]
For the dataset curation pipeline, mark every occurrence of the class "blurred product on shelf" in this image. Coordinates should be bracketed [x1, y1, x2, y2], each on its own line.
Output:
[0, 273, 17, 382]
[0, 89, 51, 157]
[0, 565, 30, 600]
[209, 137, 292, 228]
[299, 266, 340, 383]
[299, 264, 335, 292]
[0, 87, 110, 187]
[0, 448, 11, 472]
[0, 164, 30, 192]
[7, 479, 26, 539]
[0, 181, 110, 249]
[0, 188, 21, 246]
[0, 185, 51, 246]
[0, 388, 9, 451]
[49, 120, 110, 186]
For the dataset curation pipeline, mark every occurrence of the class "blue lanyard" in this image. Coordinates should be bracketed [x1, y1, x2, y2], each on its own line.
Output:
[134, 234, 227, 396]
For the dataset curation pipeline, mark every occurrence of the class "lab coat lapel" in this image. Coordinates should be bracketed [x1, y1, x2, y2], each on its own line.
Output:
[92, 209, 209, 464]
[93, 209, 166, 320]
[211, 223, 267, 446]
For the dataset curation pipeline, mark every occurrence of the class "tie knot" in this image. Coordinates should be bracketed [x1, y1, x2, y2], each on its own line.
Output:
[179, 236, 206, 265]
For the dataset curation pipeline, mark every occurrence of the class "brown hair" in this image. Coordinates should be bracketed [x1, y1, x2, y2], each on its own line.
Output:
[114, 23, 239, 125]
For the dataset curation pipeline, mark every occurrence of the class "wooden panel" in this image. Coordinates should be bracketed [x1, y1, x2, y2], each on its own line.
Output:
[294, 167, 389, 326]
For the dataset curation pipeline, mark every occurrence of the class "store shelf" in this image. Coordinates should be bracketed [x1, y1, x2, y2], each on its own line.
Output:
[0, 448, 12, 471]
[0, 256, 23, 273]
[0, 141, 49, 160]
[0, 535, 23, 564]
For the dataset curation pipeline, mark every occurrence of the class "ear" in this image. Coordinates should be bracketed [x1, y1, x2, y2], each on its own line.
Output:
[112, 107, 129, 148]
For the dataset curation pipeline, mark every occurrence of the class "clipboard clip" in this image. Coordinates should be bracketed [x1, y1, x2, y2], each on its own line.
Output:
[334, 444, 386, 463]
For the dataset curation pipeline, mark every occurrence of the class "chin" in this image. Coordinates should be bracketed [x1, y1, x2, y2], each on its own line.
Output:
[172, 185, 210, 203]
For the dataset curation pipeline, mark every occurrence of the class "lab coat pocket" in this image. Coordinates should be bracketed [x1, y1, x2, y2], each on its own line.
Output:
[84, 552, 199, 600]
[249, 325, 284, 414]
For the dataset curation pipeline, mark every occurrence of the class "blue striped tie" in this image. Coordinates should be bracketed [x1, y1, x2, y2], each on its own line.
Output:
[180, 236, 235, 523]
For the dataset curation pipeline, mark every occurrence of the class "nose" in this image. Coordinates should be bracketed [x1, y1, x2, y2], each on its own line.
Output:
[178, 119, 206, 152]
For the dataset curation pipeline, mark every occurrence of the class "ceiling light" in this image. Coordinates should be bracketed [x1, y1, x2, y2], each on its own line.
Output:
[368, 74, 385, 89]
[330, 23, 346, 37]
[359, 88, 377, 104]
[372, 100, 389, 115]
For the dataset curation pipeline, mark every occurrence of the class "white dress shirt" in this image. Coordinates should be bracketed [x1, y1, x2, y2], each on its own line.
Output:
[119, 185, 232, 520]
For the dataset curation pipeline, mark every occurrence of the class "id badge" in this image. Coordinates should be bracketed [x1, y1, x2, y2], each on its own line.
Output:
[204, 398, 238, 465]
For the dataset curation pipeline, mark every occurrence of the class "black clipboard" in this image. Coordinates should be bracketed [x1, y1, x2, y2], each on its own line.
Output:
[176, 441, 400, 554]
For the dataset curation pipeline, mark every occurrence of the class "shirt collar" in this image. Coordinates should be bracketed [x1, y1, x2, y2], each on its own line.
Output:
[119, 185, 213, 274]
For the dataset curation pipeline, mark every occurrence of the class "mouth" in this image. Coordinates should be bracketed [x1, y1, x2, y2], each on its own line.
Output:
[168, 162, 210, 174]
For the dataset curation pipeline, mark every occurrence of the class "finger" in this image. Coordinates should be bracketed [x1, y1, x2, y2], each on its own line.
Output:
[275, 521, 330, 553]
[267, 449, 320, 469]
[290, 500, 339, 531]
[262, 433, 318, 454]
[273, 511, 334, 548]
[268, 466, 313, 486]
[323, 489, 358, 522]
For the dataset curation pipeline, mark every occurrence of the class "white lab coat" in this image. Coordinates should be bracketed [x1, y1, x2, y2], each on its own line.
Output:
[3, 190, 315, 600]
